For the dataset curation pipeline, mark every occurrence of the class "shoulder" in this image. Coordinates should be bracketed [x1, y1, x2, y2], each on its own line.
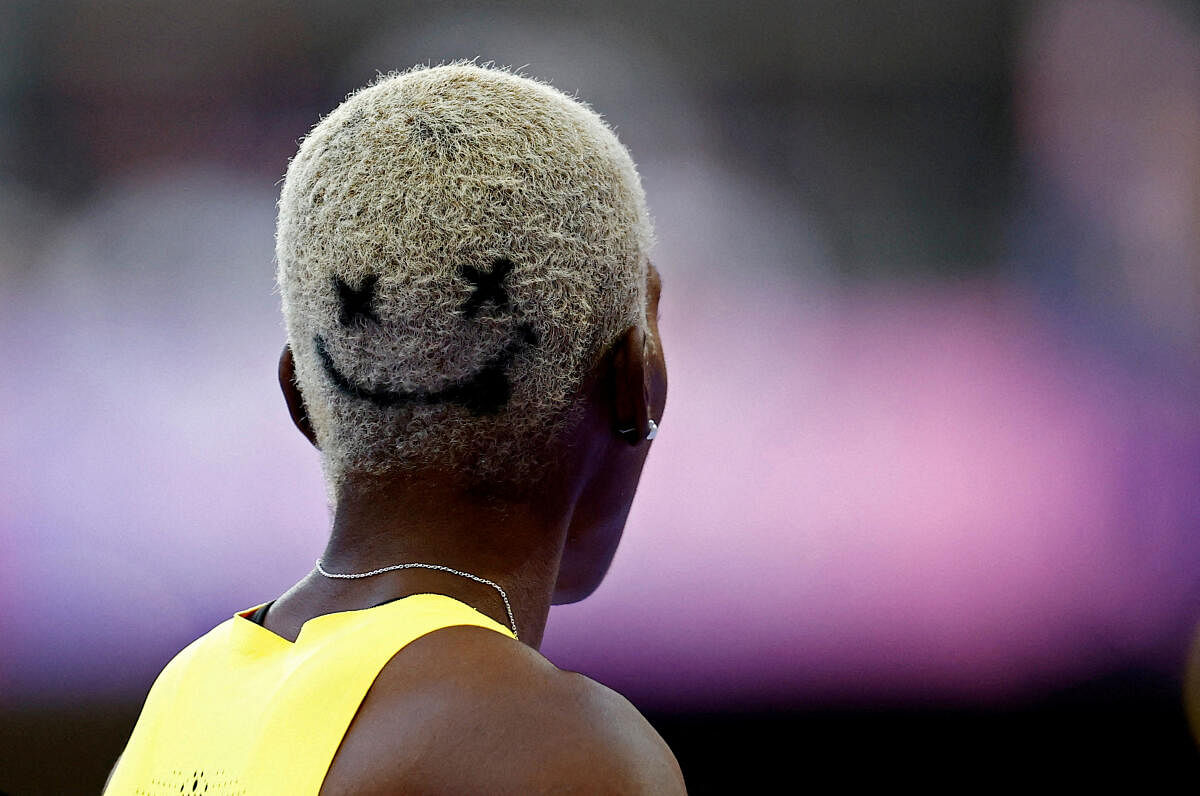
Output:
[321, 624, 686, 795]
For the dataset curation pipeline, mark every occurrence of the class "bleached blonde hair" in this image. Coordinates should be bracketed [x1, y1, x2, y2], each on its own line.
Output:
[275, 61, 654, 493]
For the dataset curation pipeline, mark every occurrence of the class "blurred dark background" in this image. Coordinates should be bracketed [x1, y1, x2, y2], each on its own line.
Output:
[2, 0, 1199, 792]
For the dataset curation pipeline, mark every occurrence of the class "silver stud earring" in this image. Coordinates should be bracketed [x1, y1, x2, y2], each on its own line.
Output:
[618, 417, 659, 440]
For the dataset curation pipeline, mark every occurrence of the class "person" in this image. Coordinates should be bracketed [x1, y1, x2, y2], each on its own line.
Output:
[103, 61, 683, 794]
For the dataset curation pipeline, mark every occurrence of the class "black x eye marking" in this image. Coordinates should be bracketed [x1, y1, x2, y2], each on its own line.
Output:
[459, 257, 514, 318]
[336, 274, 379, 327]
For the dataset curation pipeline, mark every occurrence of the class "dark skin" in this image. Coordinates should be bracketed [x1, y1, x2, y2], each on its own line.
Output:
[107, 264, 682, 793]
[303, 262, 676, 794]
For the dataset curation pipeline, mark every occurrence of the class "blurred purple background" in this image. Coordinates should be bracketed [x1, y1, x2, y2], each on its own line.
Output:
[2, 0, 1199, 790]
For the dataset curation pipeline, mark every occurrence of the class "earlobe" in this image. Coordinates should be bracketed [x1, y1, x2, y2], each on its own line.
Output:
[279, 344, 319, 448]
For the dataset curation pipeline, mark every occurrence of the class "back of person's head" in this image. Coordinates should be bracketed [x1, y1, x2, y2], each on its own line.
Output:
[276, 61, 655, 496]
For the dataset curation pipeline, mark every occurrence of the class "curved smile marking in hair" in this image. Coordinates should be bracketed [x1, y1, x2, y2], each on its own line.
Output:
[316, 259, 538, 416]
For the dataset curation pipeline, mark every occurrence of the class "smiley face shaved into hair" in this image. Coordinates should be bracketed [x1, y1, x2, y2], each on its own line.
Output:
[316, 258, 539, 416]
[276, 61, 654, 491]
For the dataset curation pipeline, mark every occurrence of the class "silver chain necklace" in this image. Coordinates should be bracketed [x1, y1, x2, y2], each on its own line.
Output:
[314, 558, 518, 640]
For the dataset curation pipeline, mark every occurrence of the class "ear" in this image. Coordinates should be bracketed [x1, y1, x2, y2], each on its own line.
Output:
[279, 344, 319, 448]
[611, 325, 652, 445]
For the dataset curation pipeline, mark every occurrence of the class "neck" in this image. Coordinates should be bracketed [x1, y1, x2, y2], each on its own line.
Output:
[315, 468, 570, 648]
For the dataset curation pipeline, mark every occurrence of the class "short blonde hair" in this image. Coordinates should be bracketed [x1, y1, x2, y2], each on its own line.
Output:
[275, 61, 654, 492]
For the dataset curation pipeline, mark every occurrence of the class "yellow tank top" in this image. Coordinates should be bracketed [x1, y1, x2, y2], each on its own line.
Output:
[105, 593, 515, 795]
